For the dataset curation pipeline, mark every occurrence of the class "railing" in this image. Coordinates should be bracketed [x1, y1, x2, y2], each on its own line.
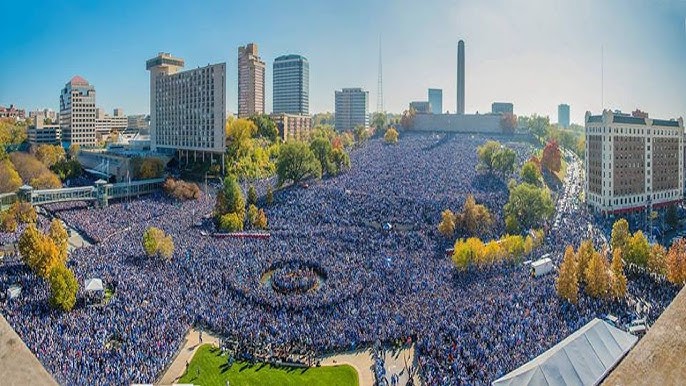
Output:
[31, 186, 97, 205]
[0, 193, 18, 211]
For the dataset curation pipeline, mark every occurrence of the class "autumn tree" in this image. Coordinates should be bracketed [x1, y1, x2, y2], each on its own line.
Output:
[648, 243, 668, 276]
[163, 178, 201, 200]
[0, 159, 22, 193]
[47, 264, 79, 312]
[438, 209, 456, 237]
[133, 157, 164, 179]
[610, 219, 630, 255]
[214, 174, 246, 223]
[585, 250, 611, 299]
[556, 246, 579, 304]
[0, 210, 17, 232]
[610, 248, 628, 299]
[500, 113, 517, 134]
[9, 152, 61, 189]
[142, 227, 174, 260]
[384, 127, 399, 144]
[254, 209, 268, 230]
[666, 238, 686, 285]
[14, 202, 37, 224]
[452, 238, 484, 270]
[247, 204, 259, 226]
[48, 219, 69, 263]
[33, 145, 66, 168]
[520, 160, 541, 186]
[541, 140, 562, 173]
[625, 230, 650, 267]
[18, 225, 61, 278]
[576, 239, 595, 284]
[457, 195, 493, 237]
[219, 212, 244, 232]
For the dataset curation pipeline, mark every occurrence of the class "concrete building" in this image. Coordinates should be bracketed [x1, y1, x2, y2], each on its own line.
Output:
[492, 102, 514, 115]
[457, 40, 465, 115]
[585, 110, 684, 217]
[95, 108, 127, 140]
[273, 54, 309, 115]
[0, 105, 25, 120]
[558, 104, 570, 128]
[60, 76, 97, 148]
[335, 88, 369, 131]
[127, 114, 150, 131]
[146, 52, 226, 154]
[271, 113, 312, 141]
[27, 116, 61, 145]
[238, 43, 266, 118]
[428, 89, 443, 114]
[28, 108, 58, 123]
[412, 113, 501, 134]
[409, 101, 431, 114]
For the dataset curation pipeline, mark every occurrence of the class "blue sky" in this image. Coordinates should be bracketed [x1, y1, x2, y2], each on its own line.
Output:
[1, 0, 685, 124]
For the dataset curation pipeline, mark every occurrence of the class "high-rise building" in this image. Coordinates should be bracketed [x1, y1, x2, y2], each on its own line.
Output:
[127, 114, 150, 131]
[60, 76, 97, 147]
[273, 54, 309, 115]
[492, 102, 514, 115]
[335, 88, 369, 131]
[238, 43, 265, 118]
[457, 40, 465, 115]
[585, 110, 683, 216]
[146, 52, 226, 154]
[558, 104, 570, 128]
[428, 89, 443, 114]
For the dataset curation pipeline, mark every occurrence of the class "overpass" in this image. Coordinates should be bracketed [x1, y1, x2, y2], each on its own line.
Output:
[1, 178, 166, 211]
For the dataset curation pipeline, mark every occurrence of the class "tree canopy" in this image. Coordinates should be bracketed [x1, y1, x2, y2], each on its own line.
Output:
[520, 160, 542, 186]
[556, 246, 579, 304]
[276, 141, 322, 186]
[541, 140, 562, 173]
[503, 183, 554, 233]
[142, 227, 174, 260]
[384, 127, 399, 144]
[476, 141, 516, 176]
[48, 264, 79, 312]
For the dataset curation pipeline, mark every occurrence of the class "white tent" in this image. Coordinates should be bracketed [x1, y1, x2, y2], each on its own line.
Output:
[6, 285, 21, 300]
[492, 318, 638, 386]
[84, 278, 104, 292]
[531, 258, 553, 277]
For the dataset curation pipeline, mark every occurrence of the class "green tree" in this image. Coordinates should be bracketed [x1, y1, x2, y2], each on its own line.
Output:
[371, 112, 387, 131]
[249, 114, 279, 142]
[666, 204, 679, 230]
[48, 264, 79, 312]
[310, 137, 334, 175]
[520, 160, 541, 186]
[384, 127, 399, 144]
[247, 204, 259, 226]
[247, 185, 258, 206]
[219, 212, 244, 232]
[492, 147, 516, 176]
[527, 114, 551, 142]
[556, 246, 579, 304]
[214, 174, 246, 221]
[503, 183, 554, 231]
[477, 140, 501, 173]
[625, 230, 650, 267]
[505, 214, 520, 234]
[354, 125, 369, 143]
[266, 186, 274, 205]
[610, 219, 630, 253]
[329, 148, 350, 176]
[276, 141, 322, 186]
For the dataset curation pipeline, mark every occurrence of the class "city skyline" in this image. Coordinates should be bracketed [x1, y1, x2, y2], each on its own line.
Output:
[1, 0, 685, 124]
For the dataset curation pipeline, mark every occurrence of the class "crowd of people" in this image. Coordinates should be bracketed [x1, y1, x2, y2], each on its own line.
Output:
[0, 133, 680, 385]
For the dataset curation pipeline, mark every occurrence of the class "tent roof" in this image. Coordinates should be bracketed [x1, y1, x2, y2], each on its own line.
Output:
[493, 318, 637, 386]
[84, 278, 103, 292]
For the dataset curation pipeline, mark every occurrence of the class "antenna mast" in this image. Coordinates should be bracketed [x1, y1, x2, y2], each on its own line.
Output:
[377, 36, 384, 113]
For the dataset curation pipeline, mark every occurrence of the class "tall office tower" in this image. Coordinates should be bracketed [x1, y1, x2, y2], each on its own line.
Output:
[59, 76, 97, 147]
[585, 110, 683, 217]
[238, 43, 266, 118]
[273, 54, 309, 115]
[428, 88, 443, 114]
[146, 52, 226, 154]
[335, 88, 369, 131]
[457, 40, 465, 115]
[558, 104, 570, 128]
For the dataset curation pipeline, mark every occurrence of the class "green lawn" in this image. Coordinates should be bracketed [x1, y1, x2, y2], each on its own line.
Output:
[178, 345, 359, 386]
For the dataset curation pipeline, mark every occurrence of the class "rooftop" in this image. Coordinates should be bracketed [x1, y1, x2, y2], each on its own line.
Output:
[0, 314, 58, 385]
[69, 75, 89, 85]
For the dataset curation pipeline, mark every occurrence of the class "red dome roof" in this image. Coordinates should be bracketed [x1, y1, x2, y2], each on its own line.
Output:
[70, 75, 89, 85]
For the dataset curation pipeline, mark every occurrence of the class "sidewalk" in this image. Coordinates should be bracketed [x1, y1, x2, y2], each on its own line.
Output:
[158, 328, 220, 385]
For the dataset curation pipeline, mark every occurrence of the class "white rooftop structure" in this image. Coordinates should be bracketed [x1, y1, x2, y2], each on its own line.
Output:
[492, 318, 638, 386]
[84, 278, 104, 292]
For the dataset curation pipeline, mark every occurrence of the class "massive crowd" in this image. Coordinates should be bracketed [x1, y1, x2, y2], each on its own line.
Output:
[0, 134, 680, 385]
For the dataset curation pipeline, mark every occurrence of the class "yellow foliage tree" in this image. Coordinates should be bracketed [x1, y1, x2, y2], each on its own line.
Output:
[610, 248, 627, 299]
[482, 240, 504, 265]
[142, 227, 164, 257]
[384, 127, 399, 144]
[0, 159, 22, 193]
[452, 237, 484, 270]
[254, 209, 268, 230]
[34, 144, 66, 168]
[610, 218, 630, 254]
[437, 209, 456, 237]
[648, 243, 667, 276]
[666, 238, 686, 285]
[48, 264, 79, 312]
[576, 239, 595, 284]
[18, 224, 61, 278]
[457, 195, 493, 237]
[584, 250, 611, 299]
[556, 246, 579, 304]
[48, 219, 69, 263]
